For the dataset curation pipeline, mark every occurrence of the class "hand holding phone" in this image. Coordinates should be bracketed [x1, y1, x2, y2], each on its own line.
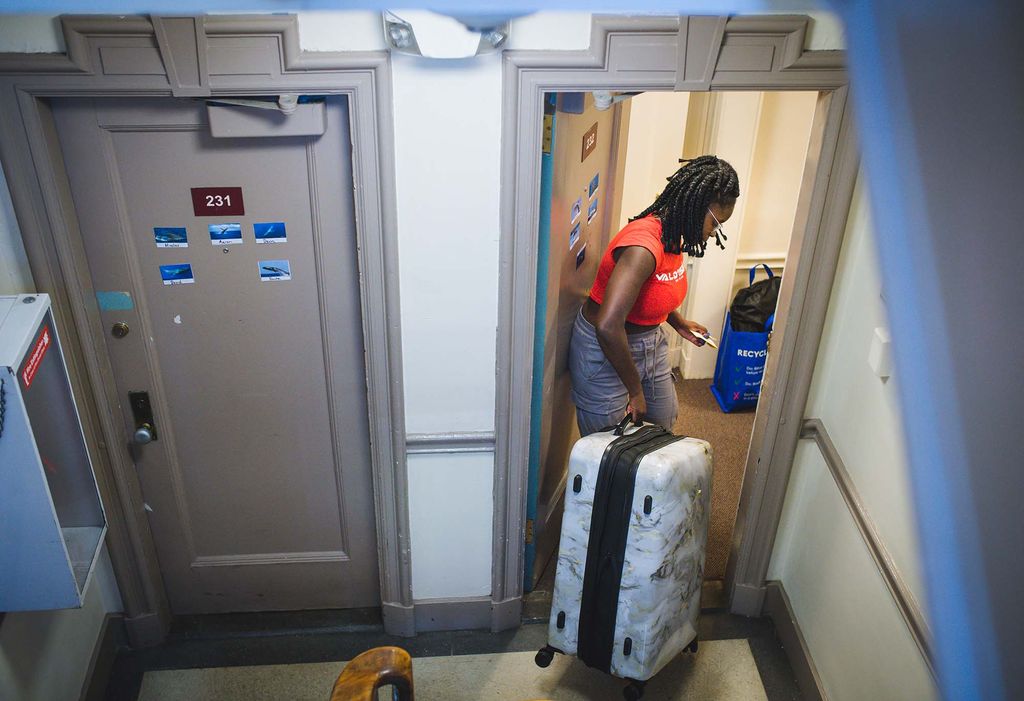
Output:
[698, 333, 719, 349]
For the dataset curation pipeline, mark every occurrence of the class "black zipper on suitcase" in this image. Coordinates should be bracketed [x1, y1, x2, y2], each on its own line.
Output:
[577, 427, 684, 673]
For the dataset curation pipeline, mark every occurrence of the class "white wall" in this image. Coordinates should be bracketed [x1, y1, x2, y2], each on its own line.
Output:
[0, 545, 123, 701]
[771, 443, 935, 701]
[802, 175, 925, 601]
[0, 22, 123, 696]
[769, 175, 935, 699]
[386, 13, 589, 598]
[0, 166, 33, 295]
[407, 452, 494, 599]
[391, 50, 504, 596]
[393, 52, 502, 435]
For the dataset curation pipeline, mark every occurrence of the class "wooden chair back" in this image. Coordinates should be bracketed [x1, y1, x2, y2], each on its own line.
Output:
[330, 646, 414, 701]
[330, 646, 553, 701]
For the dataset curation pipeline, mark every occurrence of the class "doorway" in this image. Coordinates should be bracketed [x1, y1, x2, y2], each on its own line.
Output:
[47, 96, 379, 614]
[493, 16, 855, 623]
[524, 88, 821, 603]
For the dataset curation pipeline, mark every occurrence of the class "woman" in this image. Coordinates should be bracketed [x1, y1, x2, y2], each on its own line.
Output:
[569, 155, 739, 435]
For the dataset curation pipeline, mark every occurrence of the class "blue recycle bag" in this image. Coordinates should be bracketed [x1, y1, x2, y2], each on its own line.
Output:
[710, 311, 774, 413]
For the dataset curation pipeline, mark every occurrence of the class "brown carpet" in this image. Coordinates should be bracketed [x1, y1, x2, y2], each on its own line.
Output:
[672, 377, 756, 580]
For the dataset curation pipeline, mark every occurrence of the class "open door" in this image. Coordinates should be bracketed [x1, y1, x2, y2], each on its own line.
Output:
[523, 92, 622, 590]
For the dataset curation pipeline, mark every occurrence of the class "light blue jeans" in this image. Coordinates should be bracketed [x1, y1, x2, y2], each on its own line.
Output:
[568, 309, 678, 436]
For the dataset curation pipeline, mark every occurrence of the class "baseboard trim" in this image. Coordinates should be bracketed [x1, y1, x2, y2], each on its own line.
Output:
[382, 601, 416, 637]
[763, 581, 827, 701]
[125, 611, 167, 648]
[80, 613, 127, 701]
[490, 596, 522, 632]
[731, 581, 767, 617]
[413, 596, 493, 633]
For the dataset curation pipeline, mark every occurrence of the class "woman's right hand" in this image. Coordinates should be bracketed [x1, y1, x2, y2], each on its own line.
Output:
[626, 392, 647, 421]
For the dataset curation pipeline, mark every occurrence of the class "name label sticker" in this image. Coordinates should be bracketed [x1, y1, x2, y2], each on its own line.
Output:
[254, 222, 287, 244]
[575, 244, 587, 270]
[154, 226, 188, 248]
[209, 223, 242, 245]
[160, 264, 195, 286]
[259, 259, 292, 282]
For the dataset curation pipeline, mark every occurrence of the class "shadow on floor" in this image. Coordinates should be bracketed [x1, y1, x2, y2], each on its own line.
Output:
[105, 598, 802, 701]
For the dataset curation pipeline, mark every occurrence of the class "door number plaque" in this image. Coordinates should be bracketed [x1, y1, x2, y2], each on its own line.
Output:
[581, 123, 598, 162]
[191, 187, 245, 216]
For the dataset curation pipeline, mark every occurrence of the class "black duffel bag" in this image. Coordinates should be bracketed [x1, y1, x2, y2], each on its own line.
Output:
[731, 264, 781, 332]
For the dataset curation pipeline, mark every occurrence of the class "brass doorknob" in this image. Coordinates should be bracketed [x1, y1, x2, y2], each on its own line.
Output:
[111, 322, 130, 338]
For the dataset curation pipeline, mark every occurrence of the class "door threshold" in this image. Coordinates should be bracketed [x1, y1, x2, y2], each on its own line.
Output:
[168, 607, 384, 641]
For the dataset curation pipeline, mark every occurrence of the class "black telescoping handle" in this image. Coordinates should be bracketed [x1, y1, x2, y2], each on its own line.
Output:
[613, 412, 643, 436]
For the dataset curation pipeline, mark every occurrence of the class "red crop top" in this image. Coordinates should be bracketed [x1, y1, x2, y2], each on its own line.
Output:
[589, 216, 687, 326]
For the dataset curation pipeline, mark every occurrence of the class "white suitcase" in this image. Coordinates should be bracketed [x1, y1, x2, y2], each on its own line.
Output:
[536, 419, 712, 700]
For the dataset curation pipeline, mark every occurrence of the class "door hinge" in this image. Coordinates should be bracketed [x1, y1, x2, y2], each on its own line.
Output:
[525, 518, 535, 544]
[542, 115, 554, 154]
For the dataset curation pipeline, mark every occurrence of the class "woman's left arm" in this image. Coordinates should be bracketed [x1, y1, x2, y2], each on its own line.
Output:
[667, 310, 708, 346]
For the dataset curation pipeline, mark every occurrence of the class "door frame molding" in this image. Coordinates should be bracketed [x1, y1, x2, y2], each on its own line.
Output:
[0, 15, 413, 643]
[493, 14, 856, 622]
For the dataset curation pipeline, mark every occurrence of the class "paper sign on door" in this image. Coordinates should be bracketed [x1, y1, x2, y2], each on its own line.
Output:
[160, 264, 195, 286]
[575, 244, 587, 270]
[154, 227, 188, 248]
[209, 223, 242, 245]
[569, 222, 581, 250]
[259, 260, 291, 281]
[254, 222, 287, 244]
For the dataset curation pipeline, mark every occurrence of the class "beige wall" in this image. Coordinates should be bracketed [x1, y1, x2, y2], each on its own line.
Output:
[615, 91, 691, 232]
[731, 90, 818, 300]
[680, 91, 762, 378]
[769, 174, 935, 700]
[673, 91, 817, 378]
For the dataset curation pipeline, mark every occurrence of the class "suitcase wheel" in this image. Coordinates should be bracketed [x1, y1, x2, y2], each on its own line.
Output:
[623, 679, 646, 700]
[534, 646, 556, 668]
[687, 637, 699, 654]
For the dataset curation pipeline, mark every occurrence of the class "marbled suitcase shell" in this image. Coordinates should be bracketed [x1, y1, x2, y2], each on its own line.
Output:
[548, 426, 712, 681]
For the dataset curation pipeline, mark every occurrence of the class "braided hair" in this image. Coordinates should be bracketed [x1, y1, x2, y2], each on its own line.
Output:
[631, 155, 740, 257]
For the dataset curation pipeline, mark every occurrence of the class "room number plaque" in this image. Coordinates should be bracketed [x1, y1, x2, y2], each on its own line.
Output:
[191, 187, 245, 216]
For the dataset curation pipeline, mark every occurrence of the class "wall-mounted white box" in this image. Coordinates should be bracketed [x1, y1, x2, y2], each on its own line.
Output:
[868, 326, 893, 379]
[0, 293, 107, 611]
